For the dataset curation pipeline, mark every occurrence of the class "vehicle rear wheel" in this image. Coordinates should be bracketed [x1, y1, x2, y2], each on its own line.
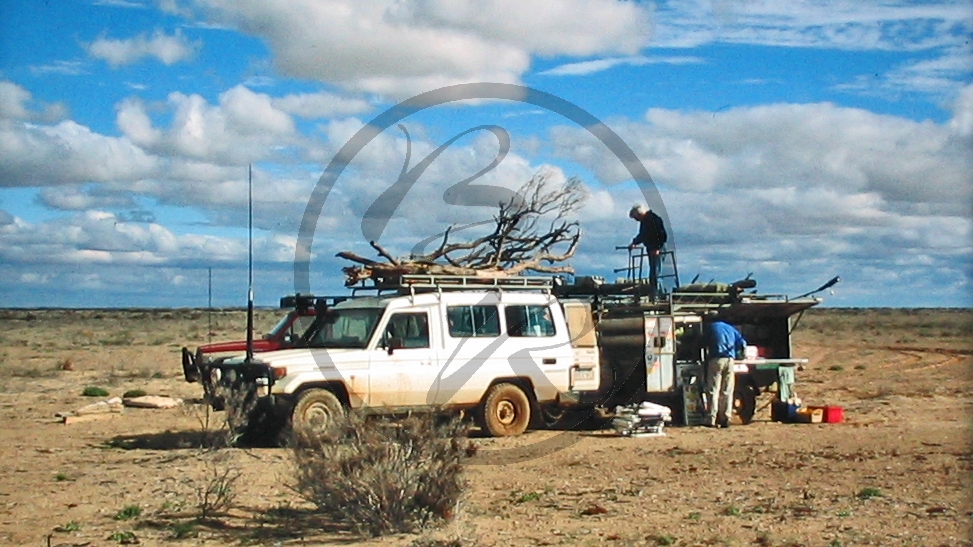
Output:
[480, 383, 531, 437]
[292, 389, 344, 433]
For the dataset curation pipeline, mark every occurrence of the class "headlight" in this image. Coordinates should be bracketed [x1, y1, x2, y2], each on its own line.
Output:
[272, 367, 287, 380]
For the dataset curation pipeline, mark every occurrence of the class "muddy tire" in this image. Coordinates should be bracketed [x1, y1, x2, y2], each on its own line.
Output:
[480, 383, 531, 437]
[291, 389, 344, 433]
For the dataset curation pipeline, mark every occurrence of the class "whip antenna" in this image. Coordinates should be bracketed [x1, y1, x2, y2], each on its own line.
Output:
[246, 164, 254, 363]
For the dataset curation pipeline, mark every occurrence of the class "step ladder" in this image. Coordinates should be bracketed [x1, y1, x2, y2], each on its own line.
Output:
[612, 246, 680, 295]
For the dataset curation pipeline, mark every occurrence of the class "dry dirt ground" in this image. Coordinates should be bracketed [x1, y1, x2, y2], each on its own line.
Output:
[0, 308, 970, 547]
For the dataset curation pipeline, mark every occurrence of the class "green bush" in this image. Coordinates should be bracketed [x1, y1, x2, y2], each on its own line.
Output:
[513, 491, 541, 504]
[168, 520, 198, 539]
[107, 530, 138, 544]
[113, 505, 142, 520]
[82, 386, 110, 397]
[290, 412, 470, 537]
[54, 521, 80, 532]
[122, 389, 147, 399]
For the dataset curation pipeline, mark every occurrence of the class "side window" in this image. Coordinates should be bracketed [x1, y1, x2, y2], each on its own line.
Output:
[384, 312, 430, 349]
[505, 305, 556, 337]
[446, 305, 500, 337]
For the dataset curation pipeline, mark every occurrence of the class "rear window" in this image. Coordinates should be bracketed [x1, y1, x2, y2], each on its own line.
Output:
[446, 305, 500, 337]
[505, 305, 556, 337]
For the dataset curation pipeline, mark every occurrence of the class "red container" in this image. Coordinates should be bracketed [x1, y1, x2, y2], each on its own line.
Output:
[822, 405, 843, 423]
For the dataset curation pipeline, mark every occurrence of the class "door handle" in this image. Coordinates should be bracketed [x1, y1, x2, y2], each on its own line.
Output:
[542, 358, 557, 365]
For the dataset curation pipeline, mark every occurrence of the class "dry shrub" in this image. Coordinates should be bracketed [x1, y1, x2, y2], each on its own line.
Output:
[290, 412, 469, 537]
[192, 452, 240, 520]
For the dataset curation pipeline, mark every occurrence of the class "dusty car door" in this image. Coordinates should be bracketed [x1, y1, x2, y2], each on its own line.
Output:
[367, 310, 441, 408]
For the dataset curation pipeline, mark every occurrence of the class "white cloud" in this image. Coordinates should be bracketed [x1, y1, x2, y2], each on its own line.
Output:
[552, 101, 972, 215]
[92, 0, 148, 7]
[646, 1, 973, 100]
[0, 118, 158, 187]
[545, 100, 971, 304]
[37, 186, 136, 211]
[392, 0, 650, 56]
[651, 1, 972, 51]
[28, 60, 88, 76]
[117, 86, 297, 163]
[188, 0, 652, 97]
[0, 209, 285, 267]
[273, 91, 373, 119]
[949, 82, 973, 136]
[87, 29, 199, 67]
[0, 82, 31, 120]
[540, 55, 704, 77]
[0, 81, 69, 123]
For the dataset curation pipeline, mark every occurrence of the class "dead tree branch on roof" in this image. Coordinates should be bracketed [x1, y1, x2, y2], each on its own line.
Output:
[337, 170, 587, 284]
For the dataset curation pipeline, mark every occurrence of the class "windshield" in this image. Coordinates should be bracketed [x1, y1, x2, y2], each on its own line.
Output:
[304, 308, 384, 349]
[264, 312, 298, 339]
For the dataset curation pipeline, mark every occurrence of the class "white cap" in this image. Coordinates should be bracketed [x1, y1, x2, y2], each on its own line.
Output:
[629, 204, 646, 218]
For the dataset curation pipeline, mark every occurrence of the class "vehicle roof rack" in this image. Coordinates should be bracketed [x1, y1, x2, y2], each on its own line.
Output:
[352, 273, 556, 294]
[279, 294, 350, 312]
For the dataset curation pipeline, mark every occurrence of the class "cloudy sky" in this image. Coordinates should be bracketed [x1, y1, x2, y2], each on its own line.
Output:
[0, 0, 970, 308]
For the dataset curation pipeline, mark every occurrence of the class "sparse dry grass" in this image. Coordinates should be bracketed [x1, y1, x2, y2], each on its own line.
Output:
[798, 308, 973, 349]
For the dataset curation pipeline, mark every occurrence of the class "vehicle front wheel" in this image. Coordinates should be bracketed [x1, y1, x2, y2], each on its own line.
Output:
[480, 382, 532, 437]
[291, 389, 344, 433]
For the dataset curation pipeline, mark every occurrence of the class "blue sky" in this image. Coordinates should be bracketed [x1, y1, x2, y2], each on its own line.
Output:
[0, 0, 970, 308]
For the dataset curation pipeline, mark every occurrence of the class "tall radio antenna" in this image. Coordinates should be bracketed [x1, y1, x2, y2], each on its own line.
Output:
[245, 164, 254, 363]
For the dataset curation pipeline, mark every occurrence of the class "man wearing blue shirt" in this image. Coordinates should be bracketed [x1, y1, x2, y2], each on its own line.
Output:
[704, 312, 746, 428]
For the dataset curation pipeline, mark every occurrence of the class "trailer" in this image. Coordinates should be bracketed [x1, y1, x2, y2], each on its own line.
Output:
[554, 272, 821, 425]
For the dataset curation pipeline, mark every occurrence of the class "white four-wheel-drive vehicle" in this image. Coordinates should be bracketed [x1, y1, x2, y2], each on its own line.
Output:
[203, 276, 598, 438]
[191, 274, 821, 438]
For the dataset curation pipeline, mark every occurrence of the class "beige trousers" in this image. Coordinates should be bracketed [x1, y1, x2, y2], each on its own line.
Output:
[706, 357, 735, 425]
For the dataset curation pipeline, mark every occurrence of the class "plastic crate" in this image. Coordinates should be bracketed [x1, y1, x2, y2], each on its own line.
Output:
[771, 400, 800, 423]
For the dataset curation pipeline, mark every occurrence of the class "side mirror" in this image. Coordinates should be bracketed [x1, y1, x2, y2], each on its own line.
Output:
[386, 337, 404, 355]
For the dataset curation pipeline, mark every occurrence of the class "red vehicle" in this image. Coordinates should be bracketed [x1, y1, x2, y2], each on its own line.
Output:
[181, 294, 344, 383]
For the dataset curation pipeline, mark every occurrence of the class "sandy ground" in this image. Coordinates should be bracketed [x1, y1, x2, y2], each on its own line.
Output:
[0, 308, 970, 547]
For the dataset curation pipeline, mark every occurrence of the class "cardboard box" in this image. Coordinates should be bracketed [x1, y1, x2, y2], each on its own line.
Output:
[794, 407, 823, 423]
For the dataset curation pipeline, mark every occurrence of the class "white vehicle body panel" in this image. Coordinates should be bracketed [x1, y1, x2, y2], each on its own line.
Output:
[251, 290, 575, 411]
